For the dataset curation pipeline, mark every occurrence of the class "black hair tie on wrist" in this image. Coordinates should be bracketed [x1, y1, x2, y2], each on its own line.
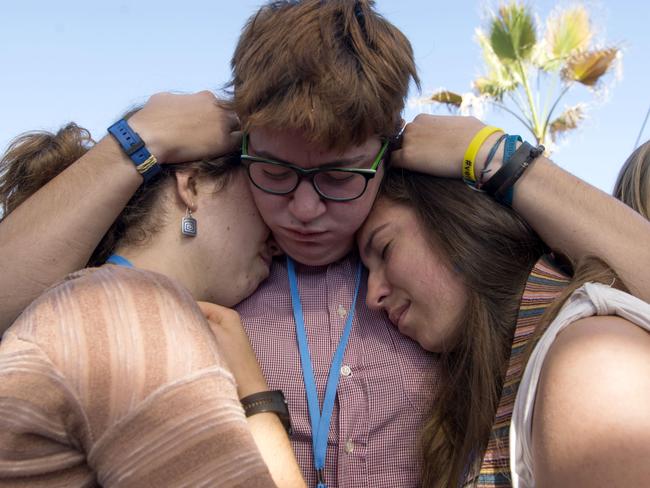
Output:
[482, 142, 545, 206]
[241, 389, 292, 435]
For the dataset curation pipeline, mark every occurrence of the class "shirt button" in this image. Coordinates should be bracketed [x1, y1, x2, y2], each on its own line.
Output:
[344, 439, 354, 454]
[340, 365, 352, 377]
[337, 304, 347, 318]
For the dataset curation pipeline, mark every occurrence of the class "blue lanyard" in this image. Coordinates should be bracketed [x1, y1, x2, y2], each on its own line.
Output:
[287, 256, 362, 488]
[106, 254, 134, 268]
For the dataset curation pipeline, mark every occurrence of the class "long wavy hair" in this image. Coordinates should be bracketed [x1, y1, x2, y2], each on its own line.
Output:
[613, 139, 650, 218]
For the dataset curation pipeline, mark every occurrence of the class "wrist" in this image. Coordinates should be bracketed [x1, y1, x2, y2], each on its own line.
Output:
[241, 389, 292, 435]
[107, 119, 162, 183]
[482, 140, 545, 205]
[237, 375, 270, 399]
[461, 126, 503, 183]
[98, 136, 148, 185]
[474, 132, 517, 181]
[127, 113, 169, 163]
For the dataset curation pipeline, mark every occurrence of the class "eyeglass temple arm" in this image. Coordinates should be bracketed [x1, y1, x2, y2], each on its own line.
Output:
[371, 139, 391, 170]
[241, 132, 249, 154]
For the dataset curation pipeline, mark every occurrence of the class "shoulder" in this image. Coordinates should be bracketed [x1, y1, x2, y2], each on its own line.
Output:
[11, 266, 212, 364]
[25, 265, 200, 324]
[65, 265, 195, 303]
[542, 314, 650, 380]
[531, 314, 650, 485]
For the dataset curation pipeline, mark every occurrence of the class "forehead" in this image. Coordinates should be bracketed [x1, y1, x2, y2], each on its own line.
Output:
[360, 199, 410, 240]
[248, 127, 378, 169]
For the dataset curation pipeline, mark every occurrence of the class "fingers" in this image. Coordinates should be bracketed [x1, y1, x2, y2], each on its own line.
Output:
[389, 147, 405, 167]
[228, 130, 244, 152]
[224, 110, 241, 132]
[197, 301, 241, 328]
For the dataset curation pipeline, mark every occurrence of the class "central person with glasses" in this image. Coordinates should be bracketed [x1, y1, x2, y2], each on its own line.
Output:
[227, 4, 429, 483]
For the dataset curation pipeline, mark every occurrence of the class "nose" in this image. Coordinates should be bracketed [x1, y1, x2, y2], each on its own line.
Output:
[287, 179, 327, 223]
[366, 269, 391, 311]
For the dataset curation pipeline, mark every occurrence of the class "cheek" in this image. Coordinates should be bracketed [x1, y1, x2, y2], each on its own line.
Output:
[340, 193, 376, 230]
[250, 186, 284, 223]
[384, 247, 424, 291]
[240, 204, 268, 243]
[243, 208, 266, 239]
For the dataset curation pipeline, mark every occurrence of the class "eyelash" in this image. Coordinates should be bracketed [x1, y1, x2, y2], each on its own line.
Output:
[381, 242, 391, 260]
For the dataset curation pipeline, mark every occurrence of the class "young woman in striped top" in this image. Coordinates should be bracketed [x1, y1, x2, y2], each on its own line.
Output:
[0, 115, 305, 487]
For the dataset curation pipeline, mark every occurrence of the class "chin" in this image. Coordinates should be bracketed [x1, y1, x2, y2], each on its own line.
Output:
[238, 278, 265, 303]
[286, 246, 351, 266]
[279, 238, 353, 267]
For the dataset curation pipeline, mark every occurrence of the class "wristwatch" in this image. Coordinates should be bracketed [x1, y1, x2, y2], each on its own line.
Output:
[241, 390, 292, 435]
[107, 119, 162, 183]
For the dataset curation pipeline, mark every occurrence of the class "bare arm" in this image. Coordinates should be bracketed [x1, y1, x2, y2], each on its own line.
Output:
[532, 315, 650, 487]
[199, 301, 307, 488]
[0, 91, 240, 331]
[392, 114, 650, 302]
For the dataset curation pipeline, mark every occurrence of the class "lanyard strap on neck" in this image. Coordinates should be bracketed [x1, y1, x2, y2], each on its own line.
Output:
[106, 254, 134, 268]
[287, 256, 363, 488]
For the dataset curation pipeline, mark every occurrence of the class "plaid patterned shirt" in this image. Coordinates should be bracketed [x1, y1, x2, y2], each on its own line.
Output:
[237, 253, 441, 487]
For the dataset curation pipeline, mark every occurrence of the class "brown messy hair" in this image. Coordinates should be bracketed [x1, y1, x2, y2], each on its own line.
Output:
[0, 122, 239, 267]
[613, 140, 650, 219]
[378, 169, 629, 487]
[229, 0, 418, 149]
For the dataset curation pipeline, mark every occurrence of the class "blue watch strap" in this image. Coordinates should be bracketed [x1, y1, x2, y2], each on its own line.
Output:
[108, 119, 161, 183]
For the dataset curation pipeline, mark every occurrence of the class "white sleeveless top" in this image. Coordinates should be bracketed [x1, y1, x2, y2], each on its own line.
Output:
[509, 282, 650, 487]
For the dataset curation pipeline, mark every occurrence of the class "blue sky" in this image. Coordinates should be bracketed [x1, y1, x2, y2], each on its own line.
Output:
[1, 1, 649, 192]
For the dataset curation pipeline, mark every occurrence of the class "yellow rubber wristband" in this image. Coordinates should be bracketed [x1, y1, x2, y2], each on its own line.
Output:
[462, 126, 503, 182]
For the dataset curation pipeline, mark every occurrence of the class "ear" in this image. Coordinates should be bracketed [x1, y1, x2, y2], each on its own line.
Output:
[174, 170, 199, 211]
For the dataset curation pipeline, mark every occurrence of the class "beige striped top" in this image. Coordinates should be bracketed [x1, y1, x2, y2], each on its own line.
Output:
[0, 265, 275, 487]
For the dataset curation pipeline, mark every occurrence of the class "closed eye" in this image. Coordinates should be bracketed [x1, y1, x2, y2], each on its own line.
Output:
[262, 168, 292, 180]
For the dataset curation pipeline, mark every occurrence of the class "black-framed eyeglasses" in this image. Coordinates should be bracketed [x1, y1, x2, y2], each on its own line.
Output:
[240, 132, 389, 202]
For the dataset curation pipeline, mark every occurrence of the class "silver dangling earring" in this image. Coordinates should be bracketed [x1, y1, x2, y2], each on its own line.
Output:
[181, 207, 197, 237]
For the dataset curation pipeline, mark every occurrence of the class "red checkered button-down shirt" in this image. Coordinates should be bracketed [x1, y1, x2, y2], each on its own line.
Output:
[237, 253, 441, 487]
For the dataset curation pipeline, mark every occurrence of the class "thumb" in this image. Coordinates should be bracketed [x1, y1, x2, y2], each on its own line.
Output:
[389, 147, 406, 168]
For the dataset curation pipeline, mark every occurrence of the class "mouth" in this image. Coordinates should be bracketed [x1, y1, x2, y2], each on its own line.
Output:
[281, 227, 328, 242]
[388, 303, 410, 328]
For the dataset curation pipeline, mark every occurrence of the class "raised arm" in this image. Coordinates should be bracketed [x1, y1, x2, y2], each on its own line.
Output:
[392, 114, 650, 302]
[0, 91, 240, 331]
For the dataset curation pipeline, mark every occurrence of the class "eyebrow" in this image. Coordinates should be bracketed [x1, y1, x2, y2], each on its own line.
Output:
[250, 145, 369, 169]
[362, 222, 390, 258]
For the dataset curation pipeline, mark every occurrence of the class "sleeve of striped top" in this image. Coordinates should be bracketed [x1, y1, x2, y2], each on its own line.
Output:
[0, 266, 276, 488]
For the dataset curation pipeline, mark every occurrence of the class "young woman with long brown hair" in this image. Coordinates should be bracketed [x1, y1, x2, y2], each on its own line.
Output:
[358, 115, 650, 487]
